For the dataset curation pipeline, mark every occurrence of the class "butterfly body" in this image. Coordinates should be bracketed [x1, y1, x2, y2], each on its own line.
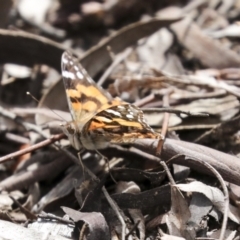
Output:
[61, 51, 162, 151]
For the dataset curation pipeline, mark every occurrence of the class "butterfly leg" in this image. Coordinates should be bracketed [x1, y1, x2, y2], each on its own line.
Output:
[95, 149, 117, 184]
[77, 151, 86, 180]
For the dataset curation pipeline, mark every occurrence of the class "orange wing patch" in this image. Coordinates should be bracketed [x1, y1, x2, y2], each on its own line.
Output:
[113, 118, 143, 128]
[76, 84, 109, 103]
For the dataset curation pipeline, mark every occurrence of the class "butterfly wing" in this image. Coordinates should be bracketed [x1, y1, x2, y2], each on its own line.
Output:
[61, 51, 162, 151]
[84, 104, 161, 146]
[62, 51, 122, 128]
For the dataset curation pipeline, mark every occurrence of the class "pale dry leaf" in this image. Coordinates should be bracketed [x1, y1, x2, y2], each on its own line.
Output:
[177, 181, 239, 223]
[4, 64, 31, 79]
[1, 219, 71, 240]
[188, 192, 212, 226]
[166, 185, 194, 239]
[0, 190, 24, 210]
[208, 24, 240, 38]
[171, 17, 240, 68]
[137, 28, 184, 74]
[209, 229, 236, 240]
[62, 207, 110, 240]
[175, 95, 239, 120]
[161, 232, 186, 240]
[18, 0, 52, 25]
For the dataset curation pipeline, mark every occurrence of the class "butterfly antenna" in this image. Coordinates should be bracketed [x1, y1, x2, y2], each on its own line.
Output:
[26, 92, 67, 122]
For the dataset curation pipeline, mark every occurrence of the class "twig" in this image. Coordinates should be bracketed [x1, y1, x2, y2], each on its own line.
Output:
[134, 93, 156, 107]
[97, 47, 132, 86]
[0, 134, 65, 163]
[160, 161, 175, 185]
[9, 196, 37, 221]
[102, 186, 126, 240]
[38, 212, 74, 225]
[156, 90, 172, 155]
[125, 220, 140, 239]
[106, 45, 115, 61]
[142, 107, 209, 117]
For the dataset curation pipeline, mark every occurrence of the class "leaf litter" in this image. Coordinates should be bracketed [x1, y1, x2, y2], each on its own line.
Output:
[0, 0, 240, 239]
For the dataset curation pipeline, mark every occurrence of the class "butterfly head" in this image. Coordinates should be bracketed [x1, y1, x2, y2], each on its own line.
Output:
[61, 121, 82, 150]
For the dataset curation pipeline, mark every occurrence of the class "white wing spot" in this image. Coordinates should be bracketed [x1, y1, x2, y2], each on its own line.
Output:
[96, 116, 113, 123]
[74, 66, 79, 71]
[117, 106, 125, 110]
[63, 70, 75, 79]
[76, 71, 84, 79]
[62, 58, 68, 64]
[62, 70, 68, 77]
[69, 61, 73, 65]
[106, 109, 122, 117]
[138, 116, 142, 121]
[126, 114, 134, 119]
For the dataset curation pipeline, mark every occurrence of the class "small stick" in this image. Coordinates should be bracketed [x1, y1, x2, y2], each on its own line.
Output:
[0, 134, 65, 163]
[98, 47, 132, 86]
[156, 90, 172, 155]
[142, 107, 209, 117]
[38, 212, 74, 225]
[102, 186, 126, 240]
[9, 196, 37, 220]
[160, 161, 175, 185]
[125, 220, 140, 239]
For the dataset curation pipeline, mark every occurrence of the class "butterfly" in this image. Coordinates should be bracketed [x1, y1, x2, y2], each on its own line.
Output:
[61, 51, 163, 151]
